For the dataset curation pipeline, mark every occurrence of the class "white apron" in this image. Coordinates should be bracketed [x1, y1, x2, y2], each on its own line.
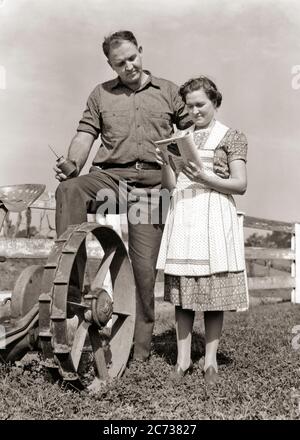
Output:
[156, 121, 246, 277]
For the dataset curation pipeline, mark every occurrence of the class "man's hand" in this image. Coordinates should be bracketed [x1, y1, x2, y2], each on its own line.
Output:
[53, 132, 94, 182]
[54, 159, 79, 181]
[54, 164, 68, 182]
[155, 147, 168, 166]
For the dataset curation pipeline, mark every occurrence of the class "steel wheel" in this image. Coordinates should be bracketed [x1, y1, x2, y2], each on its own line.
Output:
[39, 222, 136, 390]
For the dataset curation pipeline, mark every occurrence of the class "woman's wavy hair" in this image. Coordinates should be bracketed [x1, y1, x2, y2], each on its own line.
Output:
[179, 76, 222, 108]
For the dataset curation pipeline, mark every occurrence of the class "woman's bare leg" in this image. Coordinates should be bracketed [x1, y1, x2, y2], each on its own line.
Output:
[175, 306, 195, 371]
[204, 311, 224, 372]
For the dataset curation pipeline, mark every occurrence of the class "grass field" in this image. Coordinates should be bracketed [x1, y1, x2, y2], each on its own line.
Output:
[1, 299, 300, 420]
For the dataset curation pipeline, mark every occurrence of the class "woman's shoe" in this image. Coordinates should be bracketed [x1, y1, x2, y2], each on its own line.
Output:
[204, 365, 219, 386]
[169, 361, 193, 380]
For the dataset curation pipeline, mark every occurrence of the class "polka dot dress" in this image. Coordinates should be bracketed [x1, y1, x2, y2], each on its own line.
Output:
[157, 122, 249, 312]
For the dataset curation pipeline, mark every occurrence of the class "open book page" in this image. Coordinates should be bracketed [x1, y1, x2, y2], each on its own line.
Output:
[155, 132, 203, 174]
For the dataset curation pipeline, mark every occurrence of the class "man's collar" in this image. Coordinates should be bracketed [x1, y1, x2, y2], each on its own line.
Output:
[111, 70, 161, 90]
[110, 77, 121, 90]
[145, 71, 161, 89]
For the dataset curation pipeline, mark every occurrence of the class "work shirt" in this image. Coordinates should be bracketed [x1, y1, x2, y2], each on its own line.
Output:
[77, 71, 192, 165]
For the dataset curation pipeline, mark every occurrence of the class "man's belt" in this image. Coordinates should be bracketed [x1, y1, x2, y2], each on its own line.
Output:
[100, 161, 161, 170]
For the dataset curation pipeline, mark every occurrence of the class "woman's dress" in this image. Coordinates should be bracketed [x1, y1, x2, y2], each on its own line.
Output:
[156, 121, 249, 312]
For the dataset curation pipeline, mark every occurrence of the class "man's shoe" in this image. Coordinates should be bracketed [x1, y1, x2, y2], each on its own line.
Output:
[204, 366, 219, 386]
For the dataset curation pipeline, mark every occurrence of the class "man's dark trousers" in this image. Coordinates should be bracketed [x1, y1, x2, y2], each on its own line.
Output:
[55, 165, 164, 361]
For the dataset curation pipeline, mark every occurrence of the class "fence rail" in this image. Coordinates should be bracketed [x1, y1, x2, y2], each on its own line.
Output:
[240, 214, 300, 304]
[243, 215, 295, 233]
[244, 247, 294, 260]
[1, 194, 300, 304]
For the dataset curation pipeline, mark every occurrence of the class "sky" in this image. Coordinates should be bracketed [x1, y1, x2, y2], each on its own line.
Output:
[0, 0, 300, 224]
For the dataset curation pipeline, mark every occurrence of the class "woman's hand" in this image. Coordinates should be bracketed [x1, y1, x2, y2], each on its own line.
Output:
[182, 161, 207, 183]
[182, 159, 247, 195]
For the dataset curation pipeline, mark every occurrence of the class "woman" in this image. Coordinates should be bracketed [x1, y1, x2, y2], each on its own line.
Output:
[156, 76, 248, 385]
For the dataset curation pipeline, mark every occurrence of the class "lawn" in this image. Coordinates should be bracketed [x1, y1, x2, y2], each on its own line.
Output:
[0, 299, 300, 420]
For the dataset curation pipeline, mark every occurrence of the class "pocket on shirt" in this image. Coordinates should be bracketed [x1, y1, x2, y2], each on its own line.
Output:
[101, 110, 130, 143]
[147, 110, 171, 125]
[144, 110, 172, 135]
[147, 111, 171, 121]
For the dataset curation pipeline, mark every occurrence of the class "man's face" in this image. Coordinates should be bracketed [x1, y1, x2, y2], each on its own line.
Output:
[108, 41, 143, 88]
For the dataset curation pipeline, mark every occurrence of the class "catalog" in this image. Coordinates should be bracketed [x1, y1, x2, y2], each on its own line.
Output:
[155, 131, 202, 173]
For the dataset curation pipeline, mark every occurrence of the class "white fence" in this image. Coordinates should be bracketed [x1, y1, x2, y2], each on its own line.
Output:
[1, 193, 299, 304]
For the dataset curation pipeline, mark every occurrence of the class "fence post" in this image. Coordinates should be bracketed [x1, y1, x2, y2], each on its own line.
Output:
[238, 211, 249, 309]
[291, 223, 300, 303]
[0, 206, 7, 232]
[237, 212, 245, 256]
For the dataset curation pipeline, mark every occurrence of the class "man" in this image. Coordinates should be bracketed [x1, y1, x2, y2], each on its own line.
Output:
[55, 30, 192, 361]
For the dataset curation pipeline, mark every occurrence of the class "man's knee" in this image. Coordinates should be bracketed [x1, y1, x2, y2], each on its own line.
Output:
[55, 178, 80, 201]
[55, 179, 89, 213]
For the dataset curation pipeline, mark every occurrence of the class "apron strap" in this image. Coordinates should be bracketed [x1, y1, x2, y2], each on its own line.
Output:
[203, 121, 230, 150]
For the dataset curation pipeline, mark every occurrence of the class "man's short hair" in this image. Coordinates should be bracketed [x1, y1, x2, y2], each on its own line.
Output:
[102, 30, 138, 58]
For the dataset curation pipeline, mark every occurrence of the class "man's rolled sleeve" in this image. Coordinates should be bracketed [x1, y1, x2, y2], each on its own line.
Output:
[169, 82, 193, 130]
[77, 88, 101, 139]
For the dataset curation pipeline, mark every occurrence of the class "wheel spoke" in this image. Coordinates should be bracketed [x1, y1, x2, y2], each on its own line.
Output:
[67, 301, 89, 309]
[70, 319, 90, 371]
[88, 325, 109, 380]
[110, 314, 127, 339]
[83, 253, 95, 292]
[109, 314, 134, 378]
[112, 309, 131, 317]
[90, 247, 117, 292]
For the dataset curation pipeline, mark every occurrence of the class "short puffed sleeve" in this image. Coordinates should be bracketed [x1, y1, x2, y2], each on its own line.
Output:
[226, 130, 248, 163]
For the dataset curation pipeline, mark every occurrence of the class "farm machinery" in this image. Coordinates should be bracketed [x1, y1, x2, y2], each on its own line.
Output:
[0, 184, 136, 390]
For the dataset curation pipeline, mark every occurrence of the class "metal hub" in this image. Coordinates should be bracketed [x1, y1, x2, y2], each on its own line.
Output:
[90, 288, 113, 329]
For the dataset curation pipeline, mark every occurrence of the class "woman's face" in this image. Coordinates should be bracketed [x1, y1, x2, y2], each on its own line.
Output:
[185, 89, 216, 129]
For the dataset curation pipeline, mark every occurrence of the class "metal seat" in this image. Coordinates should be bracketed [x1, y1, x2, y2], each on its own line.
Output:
[0, 184, 46, 212]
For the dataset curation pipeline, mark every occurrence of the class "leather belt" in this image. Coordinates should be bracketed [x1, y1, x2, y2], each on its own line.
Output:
[100, 161, 161, 170]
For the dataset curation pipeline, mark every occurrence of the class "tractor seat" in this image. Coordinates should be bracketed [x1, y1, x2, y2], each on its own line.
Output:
[0, 184, 46, 212]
